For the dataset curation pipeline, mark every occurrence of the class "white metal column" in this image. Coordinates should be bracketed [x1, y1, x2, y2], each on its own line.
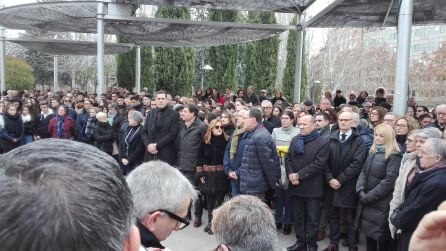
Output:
[97, 0, 106, 94]
[293, 15, 304, 103]
[393, 0, 413, 115]
[135, 45, 141, 94]
[0, 1, 5, 97]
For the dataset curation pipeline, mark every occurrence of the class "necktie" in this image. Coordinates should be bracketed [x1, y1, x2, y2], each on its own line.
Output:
[341, 133, 346, 141]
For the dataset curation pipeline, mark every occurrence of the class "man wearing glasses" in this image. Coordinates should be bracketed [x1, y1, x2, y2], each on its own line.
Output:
[427, 104, 446, 132]
[127, 160, 197, 249]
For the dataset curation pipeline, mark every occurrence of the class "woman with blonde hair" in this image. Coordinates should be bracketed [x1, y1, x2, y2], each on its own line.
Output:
[356, 123, 402, 251]
[197, 119, 229, 235]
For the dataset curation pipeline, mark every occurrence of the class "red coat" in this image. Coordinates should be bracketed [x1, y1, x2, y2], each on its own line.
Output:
[48, 115, 75, 139]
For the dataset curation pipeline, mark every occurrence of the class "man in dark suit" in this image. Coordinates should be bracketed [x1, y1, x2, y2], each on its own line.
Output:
[142, 90, 180, 166]
[286, 115, 330, 251]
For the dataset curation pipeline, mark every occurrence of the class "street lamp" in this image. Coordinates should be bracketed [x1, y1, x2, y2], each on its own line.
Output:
[201, 64, 213, 90]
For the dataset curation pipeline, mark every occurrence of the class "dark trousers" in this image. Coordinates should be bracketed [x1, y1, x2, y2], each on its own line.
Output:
[205, 193, 225, 223]
[329, 206, 357, 249]
[318, 203, 330, 231]
[275, 187, 293, 225]
[366, 237, 393, 251]
[292, 196, 321, 249]
[181, 170, 203, 219]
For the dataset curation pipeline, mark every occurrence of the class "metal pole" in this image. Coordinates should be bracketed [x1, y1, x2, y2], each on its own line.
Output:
[293, 14, 304, 103]
[0, 1, 5, 97]
[53, 56, 58, 92]
[393, 0, 413, 115]
[135, 45, 141, 94]
[200, 56, 204, 90]
[97, 0, 106, 95]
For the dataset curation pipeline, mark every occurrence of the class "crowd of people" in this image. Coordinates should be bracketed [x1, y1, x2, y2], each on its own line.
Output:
[1, 85, 446, 251]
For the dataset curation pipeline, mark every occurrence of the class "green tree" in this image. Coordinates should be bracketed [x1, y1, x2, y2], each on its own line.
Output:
[116, 36, 136, 91]
[244, 12, 279, 94]
[154, 6, 196, 96]
[282, 19, 308, 102]
[207, 10, 239, 92]
[6, 57, 35, 90]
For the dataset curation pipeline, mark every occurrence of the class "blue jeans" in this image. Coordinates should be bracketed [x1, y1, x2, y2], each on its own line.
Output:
[292, 196, 321, 249]
[275, 187, 293, 224]
[230, 180, 240, 197]
[22, 135, 33, 145]
[329, 206, 357, 249]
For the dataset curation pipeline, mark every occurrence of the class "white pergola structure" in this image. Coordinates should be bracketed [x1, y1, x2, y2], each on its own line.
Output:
[7, 38, 133, 91]
[0, 0, 311, 99]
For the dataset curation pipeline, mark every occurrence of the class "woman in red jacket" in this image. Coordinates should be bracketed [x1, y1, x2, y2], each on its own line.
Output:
[48, 105, 75, 139]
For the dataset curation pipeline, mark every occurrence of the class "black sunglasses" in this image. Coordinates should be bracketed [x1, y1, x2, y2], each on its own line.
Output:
[153, 209, 190, 230]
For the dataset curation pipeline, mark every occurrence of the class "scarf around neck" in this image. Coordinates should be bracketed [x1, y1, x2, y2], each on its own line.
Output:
[56, 115, 65, 138]
[229, 127, 246, 160]
[293, 130, 319, 156]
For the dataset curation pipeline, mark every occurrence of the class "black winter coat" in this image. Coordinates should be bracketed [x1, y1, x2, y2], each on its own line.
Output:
[285, 133, 330, 198]
[119, 124, 145, 174]
[94, 121, 114, 154]
[356, 151, 402, 241]
[198, 135, 229, 195]
[176, 118, 207, 172]
[326, 129, 367, 208]
[142, 107, 180, 166]
[35, 113, 56, 138]
[391, 165, 446, 251]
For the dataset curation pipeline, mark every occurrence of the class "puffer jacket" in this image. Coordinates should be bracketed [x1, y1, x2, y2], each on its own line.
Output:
[176, 118, 207, 172]
[326, 129, 367, 208]
[356, 151, 402, 241]
[239, 124, 280, 194]
[285, 132, 329, 198]
[93, 121, 114, 154]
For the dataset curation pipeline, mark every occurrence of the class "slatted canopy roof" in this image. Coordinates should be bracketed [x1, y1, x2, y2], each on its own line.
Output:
[0, 1, 296, 47]
[7, 38, 133, 55]
[117, 0, 315, 13]
[303, 0, 446, 27]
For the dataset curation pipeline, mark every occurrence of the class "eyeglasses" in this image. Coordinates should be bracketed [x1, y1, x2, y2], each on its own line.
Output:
[214, 125, 223, 129]
[214, 244, 231, 251]
[152, 209, 190, 230]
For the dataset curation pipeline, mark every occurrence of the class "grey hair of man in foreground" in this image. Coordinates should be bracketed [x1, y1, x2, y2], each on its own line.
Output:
[126, 160, 197, 218]
[0, 139, 139, 251]
[212, 195, 278, 251]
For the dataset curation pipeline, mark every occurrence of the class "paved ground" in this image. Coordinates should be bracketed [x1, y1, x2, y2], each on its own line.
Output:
[164, 215, 366, 251]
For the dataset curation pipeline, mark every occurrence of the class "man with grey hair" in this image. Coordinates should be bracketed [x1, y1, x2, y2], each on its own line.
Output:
[383, 112, 397, 128]
[212, 195, 278, 251]
[126, 160, 197, 249]
[0, 139, 140, 251]
[427, 104, 446, 132]
[261, 99, 281, 128]
[391, 138, 446, 250]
